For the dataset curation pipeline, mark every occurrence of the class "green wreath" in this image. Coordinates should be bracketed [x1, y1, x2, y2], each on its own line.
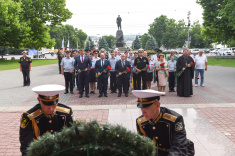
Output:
[27, 120, 156, 156]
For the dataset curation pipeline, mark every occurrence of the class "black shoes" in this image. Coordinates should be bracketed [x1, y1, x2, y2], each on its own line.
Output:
[79, 95, 83, 98]
[70, 91, 74, 94]
[104, 94, 108, 97]
[86, 95, 89, 98]
[118, 94, 121, 97]
[125, 93, 128, 97]
[90, 91, 95, 94]
[64, 91, 68, 94]
[98, 94, 102, 98]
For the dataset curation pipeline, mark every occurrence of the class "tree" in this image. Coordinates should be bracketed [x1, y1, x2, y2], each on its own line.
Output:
[0, 0, 30, 48]
[197, 0, 235, 44]
[145, 36, 157, 50]
[190, 21, 212, 48]
[132, 36, 142, 49]
[88, 37, 95, 50]
[148, 15, 168, 48]
[49, 25, 87, 49]
[103, 35, 115, 48]
[141, 33, 150, 49]
[85, 41, 90, 50]
[98, 37, 109, 50]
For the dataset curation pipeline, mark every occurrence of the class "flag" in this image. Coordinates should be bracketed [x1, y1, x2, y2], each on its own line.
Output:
[67, 39, 69, 50]
[61, 37, 64, 52]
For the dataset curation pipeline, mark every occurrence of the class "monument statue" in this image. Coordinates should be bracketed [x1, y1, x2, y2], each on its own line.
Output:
[116, 15, 122, 30]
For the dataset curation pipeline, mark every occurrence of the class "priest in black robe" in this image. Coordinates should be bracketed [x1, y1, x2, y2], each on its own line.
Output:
[176, 49, 194, 97]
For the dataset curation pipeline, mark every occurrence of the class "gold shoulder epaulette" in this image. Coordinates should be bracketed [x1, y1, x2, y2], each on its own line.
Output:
[56, 106, 70, 114]
[163, 113, 177, 122]
[27, 109, 42, 120]
[137, 116, 147, 124]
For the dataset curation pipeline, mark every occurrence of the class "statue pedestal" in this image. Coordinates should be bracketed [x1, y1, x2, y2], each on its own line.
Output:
[114, 30, 127, 52]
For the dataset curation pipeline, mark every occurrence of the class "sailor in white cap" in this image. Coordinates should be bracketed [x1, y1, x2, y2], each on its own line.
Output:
[133, 90, 195, 156]
[19, 51, 31, 86]
[19, 84, 74, 156]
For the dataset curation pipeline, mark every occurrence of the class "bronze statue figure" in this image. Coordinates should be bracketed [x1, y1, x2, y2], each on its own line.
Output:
[116, 15, 122, 30]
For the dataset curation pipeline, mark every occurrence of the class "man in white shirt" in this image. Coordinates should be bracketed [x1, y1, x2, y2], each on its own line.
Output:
[194, 49, 207, 87]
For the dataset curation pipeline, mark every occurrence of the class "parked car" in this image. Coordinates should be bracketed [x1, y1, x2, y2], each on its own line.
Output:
[33, 51, 45, 58]
[190, 49, 199, 54]
[218, 48, 232, 56]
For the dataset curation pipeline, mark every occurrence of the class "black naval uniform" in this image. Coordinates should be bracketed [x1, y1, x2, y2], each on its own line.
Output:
[19, 57, 32, 86]
[19, 104, 74, 156]
[134, 57, 149, 90]
[136, 107, 195, 156]
[57, 52, 63, 74]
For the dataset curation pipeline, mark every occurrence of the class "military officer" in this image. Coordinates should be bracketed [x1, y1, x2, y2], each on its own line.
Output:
[134, 49, 149, 90]
[19, 84, 74, 156]
[19, 51, 32, 86]
[57, 48, 63, 74]
[133, 90, 195, 156]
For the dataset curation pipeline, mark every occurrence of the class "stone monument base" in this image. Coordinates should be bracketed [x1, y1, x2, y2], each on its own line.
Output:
[114, 30, 127, 52]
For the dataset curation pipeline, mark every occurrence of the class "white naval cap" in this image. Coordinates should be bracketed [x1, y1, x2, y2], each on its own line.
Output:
[132, 89, 165, 98]
[32, 84, 65, 96]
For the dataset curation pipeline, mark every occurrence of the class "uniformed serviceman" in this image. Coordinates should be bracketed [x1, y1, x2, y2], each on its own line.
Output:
[134, 49, 149, 90]
[133, 90, 195, 156]
[19, 51, 32, 86]
[19, 84, 74, 156]
[57, 48, 63, 74]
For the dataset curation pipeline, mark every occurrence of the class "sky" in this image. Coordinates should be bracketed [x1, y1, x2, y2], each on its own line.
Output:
[63, 0, 204, 36]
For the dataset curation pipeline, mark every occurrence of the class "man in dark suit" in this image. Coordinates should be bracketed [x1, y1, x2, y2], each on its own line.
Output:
[74, 49, 91, 98]
[95, 53, 110, 97]
[116, 53, 131, 97]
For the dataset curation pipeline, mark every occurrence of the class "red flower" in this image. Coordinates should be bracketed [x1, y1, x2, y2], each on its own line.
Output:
[174, 59, 176, 60]
[88, 68, 91, 71]
[197, 77, 199, 79]
[160, 62, 165, 66]
[107, 65, 111, 70]
[147, 64, 150, 70]
[126, 67, 130, 72]
[191, 61, 194, 65]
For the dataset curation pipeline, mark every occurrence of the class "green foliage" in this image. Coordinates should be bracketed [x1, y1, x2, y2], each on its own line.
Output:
[140, 33, 150, 49]
[103, 35, 116, 48]
[98, 37, 109, 50]
[0, 60, 58, 71]
[190, 21, 213, 48]
[49, 25, 87, 49]
[27, 121, 156, 156]
[0, 0, 72, 49]
[132, 36, 142, 49]
[145, 35, 157, 50]
[197, 0, 235, 44]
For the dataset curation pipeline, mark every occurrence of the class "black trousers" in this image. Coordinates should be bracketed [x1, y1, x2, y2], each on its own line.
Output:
[169, 72, 175, 91]
[22, 68, 30, 86]
[76, 74, 79, 89]
[64, 72, 73, 92]
[78, 71, 89, 95]
[58, 62, 61, 74]
[133, 73, 137, 90]
[136, 71, 147, 90]
[98, 77, 108, 95]
[110, 72, 117, 92]
[118, 76, 129, 94]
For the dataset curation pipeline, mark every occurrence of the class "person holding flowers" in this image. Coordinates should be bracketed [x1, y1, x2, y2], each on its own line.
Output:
[156, 54, 169, 94]
[146, 54, 157, 89]
[134, 49, 149, 90]
[176, 49, 194, 97]
[95, 53, 111, 97]
[115, 54, 131, 97]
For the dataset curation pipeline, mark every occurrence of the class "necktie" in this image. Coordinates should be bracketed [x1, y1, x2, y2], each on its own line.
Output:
[82, 56, 83, 63]
[122, 61, 125, 67]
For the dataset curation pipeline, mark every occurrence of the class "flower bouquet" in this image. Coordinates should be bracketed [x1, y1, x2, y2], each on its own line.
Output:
[116, 67, 131, 77]
[96, 65, 111, 78]
[177, 61, 194, 77]
[136, 64, 150, 74]
[159, 62, 168, 78]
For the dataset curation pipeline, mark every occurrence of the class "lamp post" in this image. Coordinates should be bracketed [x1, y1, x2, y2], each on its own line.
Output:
[187, 11, 191, 49]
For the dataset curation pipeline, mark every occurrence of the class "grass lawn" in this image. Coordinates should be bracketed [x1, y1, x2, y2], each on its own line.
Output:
[207, 58, 235, 67]
[0, 60, 58, 71]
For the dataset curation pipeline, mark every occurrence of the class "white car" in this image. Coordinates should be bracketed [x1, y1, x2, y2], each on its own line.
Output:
[218, 48, 232, 56]
[33, 51, 45, 58]
[190, 49, 199, 54]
